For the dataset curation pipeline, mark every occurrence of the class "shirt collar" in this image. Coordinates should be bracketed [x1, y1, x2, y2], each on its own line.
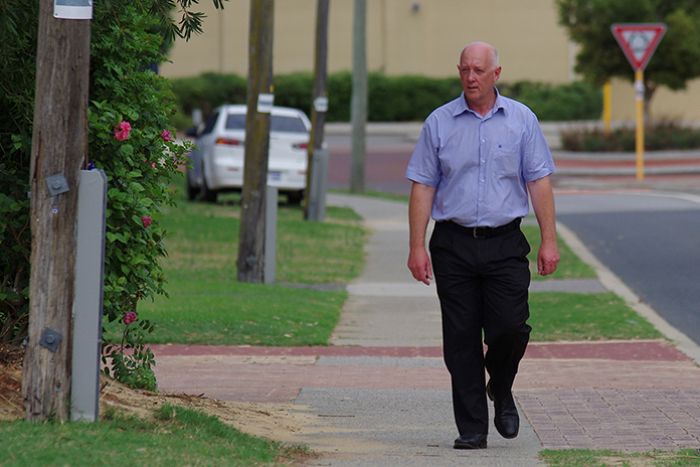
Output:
[453, 88, 507, 118]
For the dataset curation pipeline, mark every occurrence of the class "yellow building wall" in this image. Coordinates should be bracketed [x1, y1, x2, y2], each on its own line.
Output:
[161, 0, 700, 121]
[610, 78, 700, 122]
[161, 0, 572, 82]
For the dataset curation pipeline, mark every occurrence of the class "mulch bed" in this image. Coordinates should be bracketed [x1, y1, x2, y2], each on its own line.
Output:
[0, 344, 24, 420]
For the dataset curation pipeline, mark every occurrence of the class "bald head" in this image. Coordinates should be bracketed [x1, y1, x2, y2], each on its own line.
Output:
[460, 41, 499, 68]
[457, 41, 502, 114]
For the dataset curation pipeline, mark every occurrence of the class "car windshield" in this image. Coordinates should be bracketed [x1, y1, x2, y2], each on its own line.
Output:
[225, 113, 307, 133]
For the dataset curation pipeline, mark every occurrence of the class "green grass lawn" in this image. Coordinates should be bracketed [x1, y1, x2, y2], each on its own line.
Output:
[522, 224, 597, 281]
[104, 192, 367, 346]
[529, 292, 661, 341]
[0, 405, 307, 466]
[541, 448, 700, 466]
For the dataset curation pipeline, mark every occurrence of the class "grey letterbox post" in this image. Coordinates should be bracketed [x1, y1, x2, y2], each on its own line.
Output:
[71, 169, 107, 422]
[308, 148, 329, 221]
[264, 185, 278, 285]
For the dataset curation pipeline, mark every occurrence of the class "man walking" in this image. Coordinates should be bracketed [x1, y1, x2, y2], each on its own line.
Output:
[406, 41, 559, 449]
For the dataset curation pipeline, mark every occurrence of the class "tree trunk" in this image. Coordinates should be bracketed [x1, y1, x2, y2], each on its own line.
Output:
[350, 0, 367, 193]
[22, 0, 91, 421]
[237, 0, 274, 283]
[304, 0, 330, 220]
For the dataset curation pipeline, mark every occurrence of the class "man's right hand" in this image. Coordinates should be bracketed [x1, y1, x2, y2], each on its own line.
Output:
[408, 247, 433, 285]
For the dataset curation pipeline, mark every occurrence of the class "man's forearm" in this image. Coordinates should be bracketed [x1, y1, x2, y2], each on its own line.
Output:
[409, 182, 435, 250]
[527, 176, 556, 242]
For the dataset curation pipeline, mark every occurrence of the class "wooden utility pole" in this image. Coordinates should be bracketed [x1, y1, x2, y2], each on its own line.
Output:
[350, 0, 367, 193]
[304, 0, 330, 220]
[23, 0, 91, 421]
[237, 0, 274, 283]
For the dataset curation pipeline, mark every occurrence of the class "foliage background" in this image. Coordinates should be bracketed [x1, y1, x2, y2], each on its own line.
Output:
[170, 72, 603, 128]
[556, 0, 700, 114]
[0, 1, 197, 355]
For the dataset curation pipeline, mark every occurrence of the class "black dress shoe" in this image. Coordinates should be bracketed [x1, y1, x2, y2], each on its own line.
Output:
[453, 433, 487, 449]
[486, 380, 519, 439]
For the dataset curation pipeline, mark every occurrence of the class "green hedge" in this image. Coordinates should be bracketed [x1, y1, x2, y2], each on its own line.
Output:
[169, 72, 602, 129]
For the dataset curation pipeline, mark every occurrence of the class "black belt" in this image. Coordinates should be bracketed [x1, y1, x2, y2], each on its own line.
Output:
[440, 218, 521, 239]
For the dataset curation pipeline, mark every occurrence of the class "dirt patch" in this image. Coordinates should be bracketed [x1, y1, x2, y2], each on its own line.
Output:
[0, 348, 314, 446]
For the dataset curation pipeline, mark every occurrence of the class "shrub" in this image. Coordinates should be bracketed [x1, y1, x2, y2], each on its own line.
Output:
[168, 72, 601, 129]
[0, 1, 195, 389]
[560, 119, 700, 151]
[170, 72, 247, 119]
[500, 81, 602, 121]
[0, 2, 39, 345]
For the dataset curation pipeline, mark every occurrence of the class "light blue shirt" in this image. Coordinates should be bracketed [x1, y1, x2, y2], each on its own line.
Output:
[406, 91, 555, 227]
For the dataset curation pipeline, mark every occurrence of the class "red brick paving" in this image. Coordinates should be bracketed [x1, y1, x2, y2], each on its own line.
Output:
[151, 339, 687, 361]
[153, 340, 700, 452]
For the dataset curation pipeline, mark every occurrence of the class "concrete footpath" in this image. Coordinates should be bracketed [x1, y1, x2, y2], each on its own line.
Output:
[152, 193, 700, 466]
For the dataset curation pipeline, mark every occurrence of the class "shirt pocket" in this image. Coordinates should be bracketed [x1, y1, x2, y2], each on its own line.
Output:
[493, 143, 521, 178]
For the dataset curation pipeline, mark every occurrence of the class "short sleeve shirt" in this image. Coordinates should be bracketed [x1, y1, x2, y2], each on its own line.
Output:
[405, 91, 555, 227]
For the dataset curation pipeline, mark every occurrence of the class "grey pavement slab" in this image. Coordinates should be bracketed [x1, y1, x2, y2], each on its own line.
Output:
[320, 194, 545, 463]
[332, 295, 442, 347]
[296, 388, 543, 467]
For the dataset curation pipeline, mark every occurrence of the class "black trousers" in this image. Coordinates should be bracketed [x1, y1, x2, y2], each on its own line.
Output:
[429, 220, 531, 436]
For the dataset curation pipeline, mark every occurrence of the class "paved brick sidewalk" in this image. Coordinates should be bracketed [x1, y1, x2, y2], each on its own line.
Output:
[153, 339, 700, 452]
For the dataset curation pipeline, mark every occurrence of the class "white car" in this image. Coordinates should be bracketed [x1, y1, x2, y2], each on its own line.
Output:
[185, 105, 311, 204]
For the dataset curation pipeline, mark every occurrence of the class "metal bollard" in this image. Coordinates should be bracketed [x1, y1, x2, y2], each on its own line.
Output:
[264, 185, 277, 284]
[71, 169, 107, 422]
[308, 147, 329, 221]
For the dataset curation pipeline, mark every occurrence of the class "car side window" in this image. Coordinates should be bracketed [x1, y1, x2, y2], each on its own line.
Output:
[201, 112, 219, 135]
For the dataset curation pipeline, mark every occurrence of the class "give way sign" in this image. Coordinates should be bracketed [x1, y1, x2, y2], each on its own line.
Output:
[611, 23, 667, 71]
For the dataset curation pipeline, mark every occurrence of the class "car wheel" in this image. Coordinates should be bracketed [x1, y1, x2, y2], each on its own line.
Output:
[185, 170, 200, 201]
[200, 168, 218, 203]
[287, 190, 303, 205]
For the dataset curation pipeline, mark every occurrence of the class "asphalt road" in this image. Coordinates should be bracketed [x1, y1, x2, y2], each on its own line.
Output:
[327, 134, 413, 195]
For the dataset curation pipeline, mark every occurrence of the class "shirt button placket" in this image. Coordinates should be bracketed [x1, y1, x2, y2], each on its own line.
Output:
[477, 124, 486, 222]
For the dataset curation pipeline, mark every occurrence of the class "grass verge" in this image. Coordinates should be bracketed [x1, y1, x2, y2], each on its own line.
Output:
[523, 225, 596, 281]
[0, 404, 307, 466]
[105, 191, 367, 346]
[529, 292, 662, 341]
[541, 448, 700, 466]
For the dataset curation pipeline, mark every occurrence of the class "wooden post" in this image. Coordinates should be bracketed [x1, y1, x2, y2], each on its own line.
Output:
[22, 0, 91, 421]
[304, 0, 330, 220]
[350, 0, 367, 193]
[237, 0, 274, 283]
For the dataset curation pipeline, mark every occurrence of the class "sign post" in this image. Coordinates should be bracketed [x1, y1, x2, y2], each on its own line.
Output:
[611, 23, 666, 180]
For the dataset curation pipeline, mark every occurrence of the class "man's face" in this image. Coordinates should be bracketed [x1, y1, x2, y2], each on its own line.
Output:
[457, 46, 501, 107]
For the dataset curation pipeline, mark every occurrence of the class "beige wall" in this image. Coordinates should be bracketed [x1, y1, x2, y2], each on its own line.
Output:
[161, 0, 700, 121]
[161, 0, 573, 81]
[610, 78, 700, 122]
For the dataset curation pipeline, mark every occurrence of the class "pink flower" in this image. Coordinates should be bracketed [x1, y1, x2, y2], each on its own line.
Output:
[161, 129, 173, 142]
[141, 215, 152, 228]
[123, 311, 137, 325]
[114, 121, 131, 141]
[151, 162, 157, 169]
